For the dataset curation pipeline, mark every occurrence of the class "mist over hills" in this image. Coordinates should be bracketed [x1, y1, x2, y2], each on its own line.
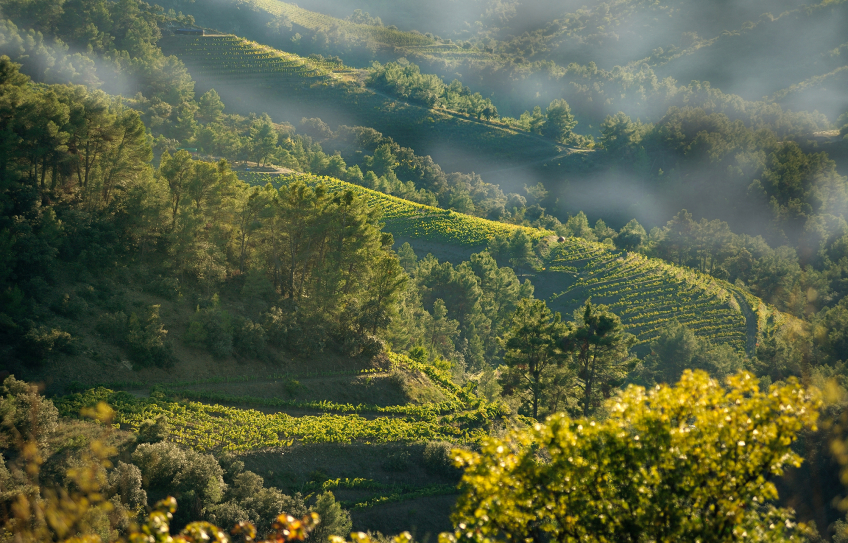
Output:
[0, 0, 847, 540]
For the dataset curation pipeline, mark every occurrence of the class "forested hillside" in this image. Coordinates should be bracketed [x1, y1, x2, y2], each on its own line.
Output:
[0, 0, 847, 540]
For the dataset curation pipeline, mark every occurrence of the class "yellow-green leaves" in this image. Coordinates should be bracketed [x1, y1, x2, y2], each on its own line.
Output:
[451, 370, 821, 542]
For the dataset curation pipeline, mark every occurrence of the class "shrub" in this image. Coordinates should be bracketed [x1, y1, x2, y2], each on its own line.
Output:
[241, 270, 276, 308]
[136, 414, 170, 444]
[263, 306, 326, 357]
[146, 276, 181, 300]
[125, 306, 171, 368]
[183, 320, 207, 346]
[96, 311, 128, 341]
[203, 500, 250, 533]
[284, 379, 303, 397]
[307, 492, 351, 543]
[18, 326, 75, 364]
[97, 307, 171, 368]
[263, 306, 292, 347]
[185, 296, 233, 358]
[106, 461, 148, 512]
[233, 318, 266, 357]
[341, 333, 384, 358]
[0, 375, 59, 448]
[131, 442, 226, 505]
[381, 449, 410, 472]
[77, 284, 97, 301]
[130, 441, 186, 487]
[206, 468, 308, 536]
[422, 441, 462, 479]
[52, 292, 89, 319]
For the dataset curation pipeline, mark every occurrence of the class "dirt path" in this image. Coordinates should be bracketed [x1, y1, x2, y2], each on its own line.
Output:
[364, 86, 584, 166]
[729, 289, 759, 356]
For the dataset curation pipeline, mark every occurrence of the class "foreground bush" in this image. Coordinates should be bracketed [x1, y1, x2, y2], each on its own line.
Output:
[448, 370, 821, 542]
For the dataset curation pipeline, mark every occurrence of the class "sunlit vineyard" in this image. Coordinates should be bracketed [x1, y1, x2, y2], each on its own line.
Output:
[250, 0, 435, 48]
[56, 352, 507, 452]
[57, 390, 483, 452]
[162, 388, 463, 419]
[161, 35, 349, 81]
[545, 238, 750, 351]
[238, 170, 766, 352]
[241, 172, 550, 246]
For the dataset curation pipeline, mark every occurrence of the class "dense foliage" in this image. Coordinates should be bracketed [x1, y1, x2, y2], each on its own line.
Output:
[0, 373, 834, 543]
[452, 371, 822, 542]
[368, 60, 498, 120]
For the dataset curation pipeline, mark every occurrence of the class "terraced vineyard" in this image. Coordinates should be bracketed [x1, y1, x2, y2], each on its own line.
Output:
[57, 352, 506, 452]
[159, 33, 563, 179]
[543, 238, 750, 351]
[160, 34, 349, 81]
[241, 172, 550, 246]
[246, 0, 500, 65]
[241, 171, 773, 352]
[251, 0, 435, 48]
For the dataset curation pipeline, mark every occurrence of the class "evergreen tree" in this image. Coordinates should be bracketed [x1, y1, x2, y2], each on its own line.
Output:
[499, 298, 568, 419]
[561, 301, 637, 416]
[542, 99, 577, 143]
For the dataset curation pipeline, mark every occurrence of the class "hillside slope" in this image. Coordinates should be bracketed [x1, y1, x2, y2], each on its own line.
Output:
[160, 0, 848, 124]
[159, 33, 571, 180]
[241, 171, 786, 355]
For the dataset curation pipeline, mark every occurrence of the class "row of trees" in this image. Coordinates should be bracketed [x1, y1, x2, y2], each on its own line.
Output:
[498, 299, 636, 419]
[292, 118, 521, 219]
[368, 59, 499, 119]
[367, 59, 592, 146]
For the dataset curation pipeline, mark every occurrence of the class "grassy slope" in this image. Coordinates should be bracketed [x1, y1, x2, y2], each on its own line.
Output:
[248, 0, 489, 64]
[251, 0, 436, 48]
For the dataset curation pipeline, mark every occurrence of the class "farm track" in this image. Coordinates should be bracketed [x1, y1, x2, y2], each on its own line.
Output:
[727, 289, 760, 356]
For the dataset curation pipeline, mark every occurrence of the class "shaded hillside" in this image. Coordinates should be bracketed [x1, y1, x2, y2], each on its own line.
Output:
[159, 34, 565, 178]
